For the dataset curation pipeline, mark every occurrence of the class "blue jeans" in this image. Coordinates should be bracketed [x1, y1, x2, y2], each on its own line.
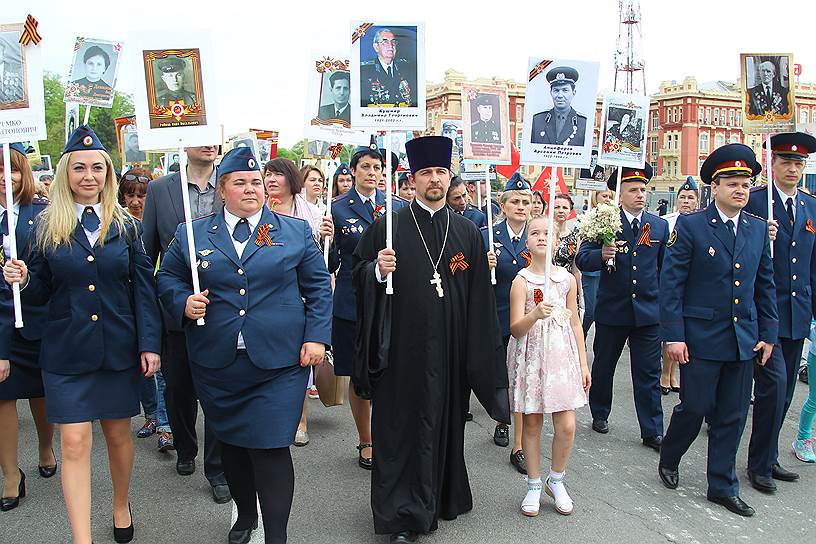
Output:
[581, 272, 600, 335]
[139, 374, 157, 420]
[155, 370, 170, 432]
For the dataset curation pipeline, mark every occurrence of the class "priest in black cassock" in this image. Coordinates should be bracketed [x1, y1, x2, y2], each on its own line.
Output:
[352, 136, 511, 543]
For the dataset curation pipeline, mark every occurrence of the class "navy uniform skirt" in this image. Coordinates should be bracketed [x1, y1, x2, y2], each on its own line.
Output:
[190, 350, 309, 449]
[331, 317, 356, 377]
[0, 332, 43, 400]
[42, 365, 141, 424]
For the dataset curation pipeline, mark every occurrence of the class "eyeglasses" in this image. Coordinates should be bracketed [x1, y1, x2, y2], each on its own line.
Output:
[123, 174, 150, 183]
[377, 39, 398, 45]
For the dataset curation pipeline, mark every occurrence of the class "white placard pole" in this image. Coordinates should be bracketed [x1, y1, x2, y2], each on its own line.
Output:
[385, 133, 394, 295]
[614, 165, 623, 205]
[322, 156, 335, 267]
[476, 171, 482, 216]
[485, 163, 496, 285]
[177, 147, 205, 326]
[543, 167, 558, 299]
[765, 132, 774, 258]
[2, 144, 23, 328]
[83, 106, 92, 126]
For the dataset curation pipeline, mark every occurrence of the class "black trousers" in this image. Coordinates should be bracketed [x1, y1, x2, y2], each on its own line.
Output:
[162, 330, 225, 486]
[748, 338, 805, 476]
[221, 442, 294, 544]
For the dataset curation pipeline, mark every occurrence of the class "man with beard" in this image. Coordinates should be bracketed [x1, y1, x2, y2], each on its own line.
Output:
[352, 136, 510, 543]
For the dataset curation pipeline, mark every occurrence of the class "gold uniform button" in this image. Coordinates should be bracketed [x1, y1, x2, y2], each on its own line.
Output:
[87, 255, 95, 262]
[631, 293, 637, 299]
[239, 288, 246, 296]
[734, 298, 739, 304]
[88, 284, 95, 292]
[632, 265, 637, 271]
[512, 260, 517, 265]
[792, 258, 797, 264]
[733, 316, 738, 322]
[793, 275, 797, 281]
[239, 309, 246, 316]
[632, 279, 637, 284]
[633, 251, 638, 257]
[237, 269, 245, 275]
[91, 314, 98, 321]
[735, 280, 741, 287]
[734, 263, 741, 269]
[792, 241, 797, 247]
[792, 291, 797, 297]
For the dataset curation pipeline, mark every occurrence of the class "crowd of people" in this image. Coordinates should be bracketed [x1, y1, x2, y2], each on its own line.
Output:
[0, 125, 815, 544]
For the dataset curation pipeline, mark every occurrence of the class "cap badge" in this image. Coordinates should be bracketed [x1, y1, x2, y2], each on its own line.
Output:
[792, 145, 798, 151]
[735, 161, 741, 167]
[635, 171, 640, 176]
[83, 136, 93, 147]
[248, 158, 255, 169]
[555, 73, 565, 80]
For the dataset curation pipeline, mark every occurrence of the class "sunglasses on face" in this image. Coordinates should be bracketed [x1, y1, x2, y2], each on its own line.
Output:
[123, 174, 150, 183]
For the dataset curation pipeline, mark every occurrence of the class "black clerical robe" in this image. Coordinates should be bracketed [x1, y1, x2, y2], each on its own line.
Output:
[352, 201, 510, 535]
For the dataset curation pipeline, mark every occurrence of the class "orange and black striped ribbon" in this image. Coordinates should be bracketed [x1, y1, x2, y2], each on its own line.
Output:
[637, 223, 652, 247]
[19, 15, 42, 46]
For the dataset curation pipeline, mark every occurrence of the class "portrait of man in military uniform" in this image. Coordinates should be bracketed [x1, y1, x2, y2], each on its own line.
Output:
[470, 94, 501, 144]
[0, 30, 26, 109]
[530, 66, 588, 147]
[122, 127, 146, 163]
[746, 57, 790, 116]
[152, 56, 197, 107]
[318, 70, 351, 124]
[359, 27, 418, 108]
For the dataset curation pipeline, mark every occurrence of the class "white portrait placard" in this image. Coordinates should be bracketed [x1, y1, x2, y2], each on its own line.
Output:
[520, 58, 599, 167]
[64, 37, 123, 108]
[131, 30, 220, 150]
[461, 84, 511, 164]
[304, 53, 368, 146]
[741, 53, 795, 135]
[0, 22, 46, 143]
[597, 92, 649, 168]
[350, 21, 426, 130]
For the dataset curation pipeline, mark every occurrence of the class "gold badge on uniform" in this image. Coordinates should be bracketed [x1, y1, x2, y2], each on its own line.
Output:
[198, 249, 214, 256]
[708, 247, 715, 257]
[666, 230, 677, 248]
[201, 260, 210, 269]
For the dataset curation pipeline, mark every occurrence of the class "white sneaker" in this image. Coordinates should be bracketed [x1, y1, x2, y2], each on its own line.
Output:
[294, 429, 309, 447]
[521, 478, 542, 517]
[545, 476, 574, 515]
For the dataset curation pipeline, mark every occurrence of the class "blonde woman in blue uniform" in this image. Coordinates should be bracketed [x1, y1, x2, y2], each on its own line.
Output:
[0, 143, 56, 513]
[157, 147, 332, 544]
[3, 126, 162, 543]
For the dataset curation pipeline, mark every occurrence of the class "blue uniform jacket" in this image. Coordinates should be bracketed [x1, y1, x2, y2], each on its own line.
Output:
[460, 203, 486, 228]
[482, 219, 528, 338]
[22, 218, 162, 375]
[576, 209, 668, 327]
[328, 187, 407, 321]
[156, 207, 332, 370]
[745, 186, 816, 340]
[660, 204, 778, 361]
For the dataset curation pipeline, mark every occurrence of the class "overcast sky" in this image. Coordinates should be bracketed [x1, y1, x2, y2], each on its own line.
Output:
[10, 0, 814, 146]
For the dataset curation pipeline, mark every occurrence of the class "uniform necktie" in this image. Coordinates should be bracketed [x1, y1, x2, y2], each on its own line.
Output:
[631, 218, 640, 238]
[725, 219, 736, 248]
[786, 198, 795, 225]
[233, 217, 251, 243]
[512, 235, 521, 251]
[364, 199, 375, 218]
[81, 206, 100, 232]
[0, 210, 8, 238]
[387, 65, 393, 79]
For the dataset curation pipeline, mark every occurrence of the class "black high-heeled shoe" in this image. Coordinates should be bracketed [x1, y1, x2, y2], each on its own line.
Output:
[660, 385, 671, 396]
[113, 503, 134, 543]
[0, 469, 26, 511]
[38, 448, 58, 478]
[357, 443, 373, 470]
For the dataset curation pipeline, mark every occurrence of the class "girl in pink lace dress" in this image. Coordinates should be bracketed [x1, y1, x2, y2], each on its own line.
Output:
[507, 215, 590, 518]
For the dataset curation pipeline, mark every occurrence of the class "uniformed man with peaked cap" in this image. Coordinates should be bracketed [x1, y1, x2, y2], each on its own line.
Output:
[530, 66, 587, 146]
[156, 57, 197, 106]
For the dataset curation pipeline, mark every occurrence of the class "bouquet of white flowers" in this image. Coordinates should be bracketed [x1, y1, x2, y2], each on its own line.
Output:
[577, 203, 622, 272]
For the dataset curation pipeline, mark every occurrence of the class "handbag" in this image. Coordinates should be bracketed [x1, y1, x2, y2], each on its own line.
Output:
[315, 350, 346, 407]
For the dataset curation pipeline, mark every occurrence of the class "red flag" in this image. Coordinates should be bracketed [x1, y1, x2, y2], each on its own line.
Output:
[535, 167, 576, 220]
[496, 142, 520, 178]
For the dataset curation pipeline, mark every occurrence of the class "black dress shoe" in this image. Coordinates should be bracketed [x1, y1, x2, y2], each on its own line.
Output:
[389, 531, 418, 543]
[658, 465, 678, 489]
[493, 423, 509, 447]
[357, 443, 374, 470]
[510, 449, 527, 475]
[642, 435, 662, 452]
[660, 386, 671, 396]
[212, 484, 232, 504]
[113, 503, 134, 543]
[771, 463, 800, 482]
[592, 420, 609, 434]
[0, 469, 25, 511]
[747, 469, 776, 493]
[671, 386, 681, 393]
[707, 495, 755, 517]
[38, 448, 58, 478]
[228, 519, 258, 544]
[176, 458, 195, 476]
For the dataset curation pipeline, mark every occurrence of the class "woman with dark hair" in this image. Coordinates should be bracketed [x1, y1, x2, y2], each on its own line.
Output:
[531, 190, 545, 217]
[118, 168, 150, 220]
[331, 163, 353, 199]
[0, 143, 57, 512]
[262, 158, 332, 447]
[550, 194, 583, 309]
[300, 165, 326, 213]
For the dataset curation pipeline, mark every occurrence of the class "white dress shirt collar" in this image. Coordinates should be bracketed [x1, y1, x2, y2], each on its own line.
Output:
[622, 208, 644, 226]
[714, 204, 741, 234]
[224, 207, 263, 234]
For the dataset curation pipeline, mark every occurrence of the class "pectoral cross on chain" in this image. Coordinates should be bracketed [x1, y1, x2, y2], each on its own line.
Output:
[430, 271, 444, 298]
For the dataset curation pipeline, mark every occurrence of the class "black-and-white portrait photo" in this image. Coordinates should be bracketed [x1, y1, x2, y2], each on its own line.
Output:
[358, 26, 418, 108]
[65, 102, 79, 142]
[530, 66, 587, 147]
[470, 94, 501, 144]
[152, 56, 197, 107]
[65, 38, 121, 107]
[745, 55, 791, 116]
[579, 150, 606, 181]
[318, 70, 350, 124]
[0, 27, 26, 109]
[32, 155, 51, 172]
[605, 107, 643, 149]
[122, 125, 146, 163]
[306, 139, 331, 158]
[257, 139, 272, 163]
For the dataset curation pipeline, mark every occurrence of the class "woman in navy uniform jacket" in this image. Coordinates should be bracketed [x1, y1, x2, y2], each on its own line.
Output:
[157, 146, 332, 544]
[0, 143, 56, 513]
[483, 173, 533, 472]
[3, 126, 162, 544]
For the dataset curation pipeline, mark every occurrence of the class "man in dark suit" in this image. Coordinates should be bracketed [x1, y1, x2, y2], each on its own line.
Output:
[658, 143, 777, 517]
[531, 66, 587, 146]
[317, 70, 350, 123]
[142, 145, 230, 504]
[575, 164, 667, 451]
[747, 60, 790, 116]
[359, 28, 416, 107]
[745, 132, 816, 493]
